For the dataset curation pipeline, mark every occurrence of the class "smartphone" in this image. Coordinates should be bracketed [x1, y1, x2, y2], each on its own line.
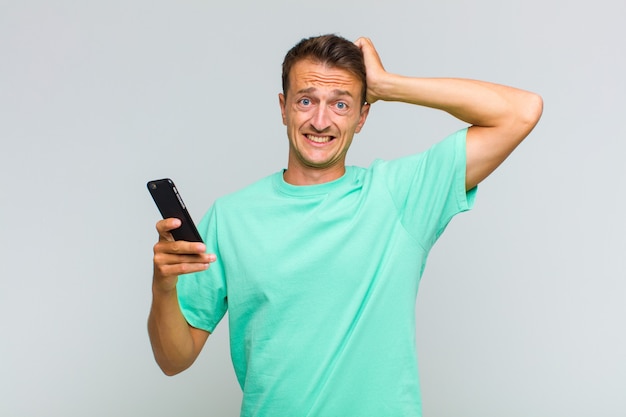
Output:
[147, 178, 203, 242]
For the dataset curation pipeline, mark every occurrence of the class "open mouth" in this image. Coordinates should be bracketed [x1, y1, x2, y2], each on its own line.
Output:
[305, 134, 334, 144]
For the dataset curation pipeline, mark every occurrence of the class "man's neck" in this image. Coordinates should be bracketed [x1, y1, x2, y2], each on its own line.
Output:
[282, 165, 346, 186]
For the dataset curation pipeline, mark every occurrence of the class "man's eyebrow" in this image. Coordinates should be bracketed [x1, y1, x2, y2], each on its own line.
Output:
[296, 87, 355, 98]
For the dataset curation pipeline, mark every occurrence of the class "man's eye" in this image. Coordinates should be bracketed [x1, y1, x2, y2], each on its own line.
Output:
[335, 102, 347, 110]
[299, 98, 311, 106]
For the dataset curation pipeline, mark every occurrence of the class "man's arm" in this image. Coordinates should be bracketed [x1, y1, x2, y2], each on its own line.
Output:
[147, 218, 214, 376]
[355, 38, 543, 190]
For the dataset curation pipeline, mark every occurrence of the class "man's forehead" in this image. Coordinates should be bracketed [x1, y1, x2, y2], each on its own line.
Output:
[294, 86, 355, 99]
[289, 60, 360, 91]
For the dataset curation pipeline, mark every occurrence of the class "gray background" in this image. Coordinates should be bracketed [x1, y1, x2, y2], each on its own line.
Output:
[1, 0, 624, 416]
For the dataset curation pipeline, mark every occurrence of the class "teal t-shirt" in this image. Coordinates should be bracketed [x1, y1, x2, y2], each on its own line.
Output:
[177, 129, 476, 416]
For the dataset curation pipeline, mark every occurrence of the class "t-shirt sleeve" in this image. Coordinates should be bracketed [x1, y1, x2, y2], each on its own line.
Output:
[176, 204, 228, 333]
[381, 128, 477, 250]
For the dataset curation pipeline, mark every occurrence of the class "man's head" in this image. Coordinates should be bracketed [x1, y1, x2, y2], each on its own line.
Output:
[282, 34, 367, 106]
[278, 34, 371, 185]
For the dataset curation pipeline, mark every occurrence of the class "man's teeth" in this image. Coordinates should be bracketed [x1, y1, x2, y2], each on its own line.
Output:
[307, 134, 332, 143]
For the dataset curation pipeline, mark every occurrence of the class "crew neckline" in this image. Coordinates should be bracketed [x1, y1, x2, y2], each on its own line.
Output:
[273, 167, 356, 197]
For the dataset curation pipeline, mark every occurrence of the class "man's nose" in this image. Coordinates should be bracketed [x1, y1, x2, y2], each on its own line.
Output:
[310, 105, 331, 132]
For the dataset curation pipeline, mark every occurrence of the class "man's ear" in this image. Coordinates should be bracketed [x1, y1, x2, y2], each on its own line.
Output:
[355, 102, 370, 133]
[278, 93, 287, 126]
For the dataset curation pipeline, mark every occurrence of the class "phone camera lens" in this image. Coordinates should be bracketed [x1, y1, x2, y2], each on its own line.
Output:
[149, 183, 157, 190]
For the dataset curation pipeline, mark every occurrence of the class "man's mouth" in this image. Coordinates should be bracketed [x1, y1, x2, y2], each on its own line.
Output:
[305, 134, 334, 144]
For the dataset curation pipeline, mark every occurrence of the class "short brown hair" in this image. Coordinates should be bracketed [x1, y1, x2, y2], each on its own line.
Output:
[281, 34, 367, 105]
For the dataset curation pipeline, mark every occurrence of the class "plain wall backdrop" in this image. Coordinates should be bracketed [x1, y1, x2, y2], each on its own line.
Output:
[1, 1, 624, 416]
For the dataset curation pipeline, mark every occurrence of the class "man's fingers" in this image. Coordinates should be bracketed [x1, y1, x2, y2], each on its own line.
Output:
[155, 239, 206, 254]
[354, 37, 376, 58]
[153, 247, 214, 265]
[354, 36, 386, 104]
[155, 261, 210, 278]
[155, 218, 183, 239]
[354, 36, 371, 48]
[154, 251, 213, 273]
[153, 245, 216, 281]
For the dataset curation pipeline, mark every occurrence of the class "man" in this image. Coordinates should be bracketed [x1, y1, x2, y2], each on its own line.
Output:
[148, 34, 542, 416]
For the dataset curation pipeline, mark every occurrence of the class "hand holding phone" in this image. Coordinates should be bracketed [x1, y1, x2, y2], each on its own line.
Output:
[147, 178, 203, 242]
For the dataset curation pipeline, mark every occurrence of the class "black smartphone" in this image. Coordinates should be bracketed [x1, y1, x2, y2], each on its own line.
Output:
[147, 178, 203, 242]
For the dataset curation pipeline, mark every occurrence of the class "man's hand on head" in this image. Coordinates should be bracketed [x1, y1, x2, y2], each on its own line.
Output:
[354, 37, 389, 104]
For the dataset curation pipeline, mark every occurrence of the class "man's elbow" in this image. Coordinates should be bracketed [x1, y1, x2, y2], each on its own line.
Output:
[152, 349, 196, 376]
[161, 367, 184, 377]
[519, 92, 544, 134]
[158, 360, 191, 377]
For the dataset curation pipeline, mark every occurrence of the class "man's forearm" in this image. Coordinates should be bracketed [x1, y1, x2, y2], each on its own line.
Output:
[147, 286, 204, 376]
[355, 37, 541, 134]
[371, 74, 540, 129]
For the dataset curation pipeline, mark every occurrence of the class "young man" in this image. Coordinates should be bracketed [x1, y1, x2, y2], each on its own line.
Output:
[148, 34, 542, 416]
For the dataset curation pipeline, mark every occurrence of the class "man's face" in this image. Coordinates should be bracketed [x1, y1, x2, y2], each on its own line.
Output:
[279, 59, 369, 183]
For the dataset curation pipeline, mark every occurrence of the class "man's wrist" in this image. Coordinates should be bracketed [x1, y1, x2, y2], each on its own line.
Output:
[152, 276, 179, 298]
